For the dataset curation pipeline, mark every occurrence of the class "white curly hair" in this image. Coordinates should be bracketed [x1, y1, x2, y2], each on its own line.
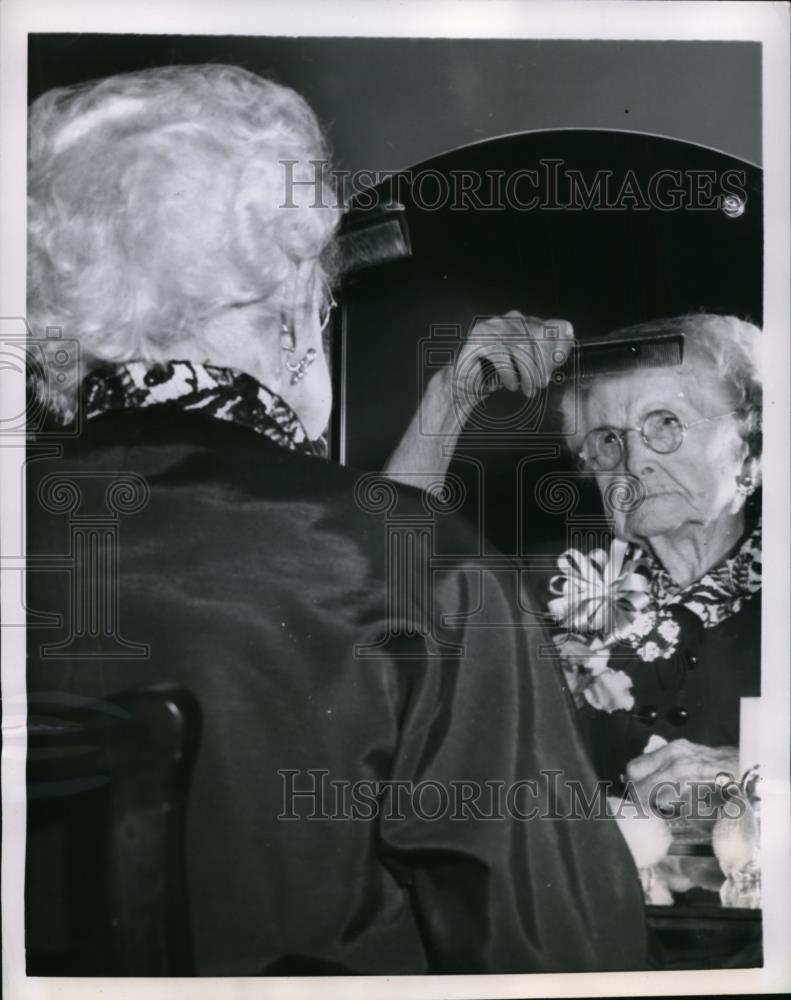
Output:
[27, 64, 340, 420]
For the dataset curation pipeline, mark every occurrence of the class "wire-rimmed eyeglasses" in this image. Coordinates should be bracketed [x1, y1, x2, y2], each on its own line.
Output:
[579, 408, 743, 471]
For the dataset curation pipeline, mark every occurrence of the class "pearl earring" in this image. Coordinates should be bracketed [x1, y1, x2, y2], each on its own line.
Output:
[736, 474, 756, 497]
[280, 313, 316, 385]
[285, 348, 317, 385]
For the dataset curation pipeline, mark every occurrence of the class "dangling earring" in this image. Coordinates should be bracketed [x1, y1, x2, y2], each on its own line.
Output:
[285, 348, 317, 385]
[280, 313, 317, 385]
[736, 474, 756, 497]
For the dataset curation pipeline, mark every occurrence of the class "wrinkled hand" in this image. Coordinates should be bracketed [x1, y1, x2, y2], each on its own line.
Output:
[443, 311, 574, 416]
[656, 855, 725, 895]
[625, 738, 739, 814]
[383, 312, 573, 488]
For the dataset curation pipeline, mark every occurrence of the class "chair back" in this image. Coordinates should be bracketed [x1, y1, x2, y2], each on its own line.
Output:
[26, 684, 201, 975]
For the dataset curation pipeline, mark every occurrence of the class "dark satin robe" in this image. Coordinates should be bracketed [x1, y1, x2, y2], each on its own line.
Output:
[26, 406, 646, 975]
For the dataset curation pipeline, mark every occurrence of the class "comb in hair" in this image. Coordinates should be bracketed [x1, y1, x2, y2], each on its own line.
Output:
[570, 330, 684, 379]
[337, 204, 412, 277]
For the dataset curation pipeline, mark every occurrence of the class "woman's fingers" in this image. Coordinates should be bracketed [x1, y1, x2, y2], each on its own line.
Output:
[459, 316, 524, 393]
[625, 740, 740, 812]
[626, 738, 733, 784]
[625, 738, 695, 783]
[454, 340, 517, 397]
[469, 337, 521, 392]
[458, 312, 575, 401]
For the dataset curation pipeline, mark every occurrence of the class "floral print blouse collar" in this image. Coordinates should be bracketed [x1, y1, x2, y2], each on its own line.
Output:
[82, 360, 328, 458]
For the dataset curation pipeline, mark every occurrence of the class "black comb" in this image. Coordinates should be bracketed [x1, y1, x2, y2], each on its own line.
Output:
[337, 203, 412, 277]
[570, 329, 684, 379]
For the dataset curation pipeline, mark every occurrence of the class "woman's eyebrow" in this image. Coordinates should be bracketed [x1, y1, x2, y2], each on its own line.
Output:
[585, 395, 703, 428]
[638, 395, 705, 417]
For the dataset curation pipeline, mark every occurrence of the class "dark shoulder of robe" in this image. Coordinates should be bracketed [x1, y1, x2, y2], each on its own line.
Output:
[26, 406, 646, 975]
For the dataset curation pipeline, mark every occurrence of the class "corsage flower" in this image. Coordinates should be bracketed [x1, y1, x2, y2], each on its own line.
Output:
[547, 538, 652, 641]
[548, 539, 680, 712]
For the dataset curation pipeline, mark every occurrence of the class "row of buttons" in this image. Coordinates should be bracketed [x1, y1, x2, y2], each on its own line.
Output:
[633, 649, 697, 726]
[633, 704, 689, 726]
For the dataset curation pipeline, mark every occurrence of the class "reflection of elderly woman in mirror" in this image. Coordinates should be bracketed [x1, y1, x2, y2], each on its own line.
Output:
[552, 315, 762, 802]
[26, 66, 648, 974]
[386, 313, 762, 804]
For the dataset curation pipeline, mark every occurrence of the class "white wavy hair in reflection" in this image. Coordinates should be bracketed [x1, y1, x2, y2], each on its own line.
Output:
[28, 64, 340, 419]
[559, 313, 763, 461]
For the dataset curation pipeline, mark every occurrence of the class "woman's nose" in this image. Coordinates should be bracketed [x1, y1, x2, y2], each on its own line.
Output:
[621, 430, 655, 476]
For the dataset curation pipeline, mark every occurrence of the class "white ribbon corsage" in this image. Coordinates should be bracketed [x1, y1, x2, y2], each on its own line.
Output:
[548, 539, 677, 713]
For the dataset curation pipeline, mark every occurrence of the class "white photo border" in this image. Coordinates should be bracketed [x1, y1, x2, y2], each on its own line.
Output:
[2, 2, 789, 998]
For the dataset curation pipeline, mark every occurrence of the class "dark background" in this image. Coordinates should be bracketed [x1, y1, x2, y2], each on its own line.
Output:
[28, 35, 761, 168]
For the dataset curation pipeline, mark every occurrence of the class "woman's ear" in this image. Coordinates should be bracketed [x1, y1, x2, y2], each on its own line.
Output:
[731, 455, 761, 519]
[741, 406, 762, 483]
[742, 405, 762, 453]
[741, 454, 762, 489]
[290, 260, 320, 346]
[731, 407, 761, 510]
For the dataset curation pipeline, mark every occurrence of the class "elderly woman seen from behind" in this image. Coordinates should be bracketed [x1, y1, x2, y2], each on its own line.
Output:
[27, 64, 337, 443]
[25, 65, 647, 975]
[386, 313, 762, 807]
